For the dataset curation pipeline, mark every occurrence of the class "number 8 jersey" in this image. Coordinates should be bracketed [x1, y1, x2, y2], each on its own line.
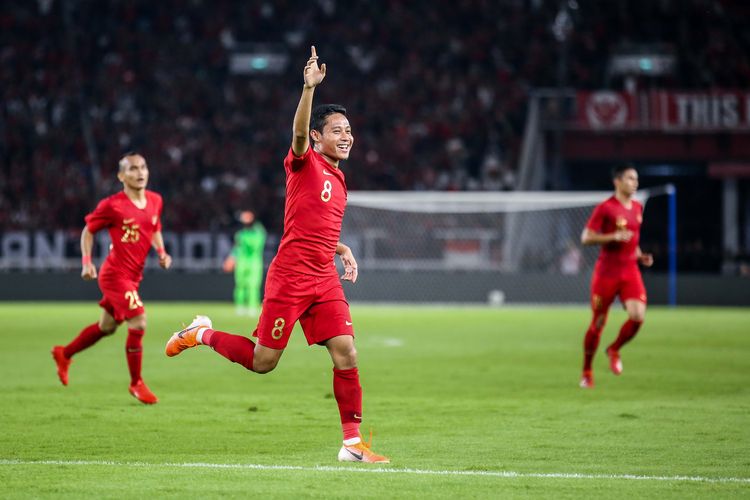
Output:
[273, 147, 348, 277]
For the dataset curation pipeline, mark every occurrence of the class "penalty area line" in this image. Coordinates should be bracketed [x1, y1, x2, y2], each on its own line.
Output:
[0, 459, 748, 484]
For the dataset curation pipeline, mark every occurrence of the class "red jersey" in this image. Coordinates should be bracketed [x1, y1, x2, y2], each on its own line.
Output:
[85, 190, 163, 282]
[273, 147, 347, 276]
[586, 195, 643, 271]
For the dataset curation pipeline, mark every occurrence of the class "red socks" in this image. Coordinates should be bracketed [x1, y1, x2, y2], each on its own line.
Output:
[126, 328, 145, 385]
[63, 323, 106, 359]
[333, 367, 363, 441]
[583, 318, 605, 372]
[204, 329, 256, 371]
[609, 319, 643, 351]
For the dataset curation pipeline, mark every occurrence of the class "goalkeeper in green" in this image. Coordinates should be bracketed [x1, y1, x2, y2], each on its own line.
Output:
[223, 210, 267, 315]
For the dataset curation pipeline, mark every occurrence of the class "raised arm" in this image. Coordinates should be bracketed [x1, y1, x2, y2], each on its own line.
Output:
[80, 227, 97, 280]
[291, 45, 326, 156]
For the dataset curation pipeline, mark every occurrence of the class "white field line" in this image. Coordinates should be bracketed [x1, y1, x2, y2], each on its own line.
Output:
[0, 459, 748, 484]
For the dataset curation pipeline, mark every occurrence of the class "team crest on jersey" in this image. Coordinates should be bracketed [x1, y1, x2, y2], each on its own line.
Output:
[121, 218, 140, 243]
[615, 216, 627, 229]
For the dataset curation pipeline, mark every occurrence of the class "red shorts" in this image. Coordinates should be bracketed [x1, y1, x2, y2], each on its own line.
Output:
[98, 274, 145, 323]
[253, 265, 354, 350]
[590, 267, 647, 313]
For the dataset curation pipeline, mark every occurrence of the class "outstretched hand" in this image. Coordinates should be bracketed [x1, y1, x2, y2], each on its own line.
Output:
[303, 45, 326, 89]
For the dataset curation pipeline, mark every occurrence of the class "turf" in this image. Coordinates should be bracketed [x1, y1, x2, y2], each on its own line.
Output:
[0, 303, 748, 498]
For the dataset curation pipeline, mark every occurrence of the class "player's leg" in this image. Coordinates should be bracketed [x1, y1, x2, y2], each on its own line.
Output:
[581, 275, 616, 388]
[300, 292, 388, 463]
[51, 305, 118, 386]
[605, 275, 647, 375]
[124, 312, 158, 404]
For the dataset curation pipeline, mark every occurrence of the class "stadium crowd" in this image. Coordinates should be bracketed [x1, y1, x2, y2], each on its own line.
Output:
[1, 0, 749, 270]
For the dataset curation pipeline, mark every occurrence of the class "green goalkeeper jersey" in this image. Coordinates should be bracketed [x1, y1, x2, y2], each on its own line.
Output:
[233, 223, 266, 262]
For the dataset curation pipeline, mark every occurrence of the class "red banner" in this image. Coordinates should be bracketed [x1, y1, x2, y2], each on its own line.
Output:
[576, 90, 750, 131]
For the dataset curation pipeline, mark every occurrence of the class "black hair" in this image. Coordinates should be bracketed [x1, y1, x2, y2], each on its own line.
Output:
[310, 104, 347, 137]
[118, 151, 143, 171]
[611, 163, 636, 180]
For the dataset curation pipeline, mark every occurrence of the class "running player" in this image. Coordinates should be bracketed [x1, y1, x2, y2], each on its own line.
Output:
[165, 47, 388, 463]
[52, 152, 172, 404]
[580, 164, 653, 388]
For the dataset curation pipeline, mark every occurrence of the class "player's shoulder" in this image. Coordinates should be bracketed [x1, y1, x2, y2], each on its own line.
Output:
[98, 191, 125, 206]
[145, 189, 163, 202]
[594, 196, 616, 211]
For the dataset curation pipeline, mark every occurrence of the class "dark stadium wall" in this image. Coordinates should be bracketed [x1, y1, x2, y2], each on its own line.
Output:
[0, 272, 748, 306]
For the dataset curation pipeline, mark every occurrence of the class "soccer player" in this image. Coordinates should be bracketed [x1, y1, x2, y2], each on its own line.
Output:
[166, 46, 389, 463]
[222, 210, 267, 316]
[579, 164, 653, 388]
[51, 152, 172, 404]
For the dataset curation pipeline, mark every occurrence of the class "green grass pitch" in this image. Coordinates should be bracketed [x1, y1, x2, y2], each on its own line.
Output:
[0, 302, 748, 498]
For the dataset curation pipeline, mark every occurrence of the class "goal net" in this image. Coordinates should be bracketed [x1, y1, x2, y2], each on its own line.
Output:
[340, 189, 669, 304]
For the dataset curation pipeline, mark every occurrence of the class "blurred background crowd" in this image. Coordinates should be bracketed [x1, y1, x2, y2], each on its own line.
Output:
[1, 0, 749, 272]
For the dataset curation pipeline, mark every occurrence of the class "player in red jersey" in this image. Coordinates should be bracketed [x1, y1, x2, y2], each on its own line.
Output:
[579, 164, 653, 388]
[51, 153, 172, 404]
[165, 46, 389, 463]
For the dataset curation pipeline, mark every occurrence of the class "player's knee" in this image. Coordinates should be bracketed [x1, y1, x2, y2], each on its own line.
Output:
[97, 319, 118, 335]
[252, 358, 279, 374]
[342, 345, 358, 367]
[629, 311, 645, 323]
[128, 320, 147, 331]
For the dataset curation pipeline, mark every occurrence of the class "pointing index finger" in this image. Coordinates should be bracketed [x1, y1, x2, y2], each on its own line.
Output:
[311, 45, 317, 58]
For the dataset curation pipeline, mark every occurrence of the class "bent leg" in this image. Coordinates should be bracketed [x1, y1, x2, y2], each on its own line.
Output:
[609, 299, 645, 351]
[63, 309, 118, 359]
[201, 328, 283, 373]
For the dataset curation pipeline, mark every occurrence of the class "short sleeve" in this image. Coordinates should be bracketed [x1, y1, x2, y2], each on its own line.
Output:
[84, 198, 113, 233]
[284, 146, 312, 173]
[585, 203, 606, 233]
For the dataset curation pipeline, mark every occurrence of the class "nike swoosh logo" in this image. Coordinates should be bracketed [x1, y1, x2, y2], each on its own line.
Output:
[177, 330, 186, 339]
[323, 169, 334, 176]
[346, 448, 363, 460]
[353, 414, 362, 420]
[345, 321, 353, 326]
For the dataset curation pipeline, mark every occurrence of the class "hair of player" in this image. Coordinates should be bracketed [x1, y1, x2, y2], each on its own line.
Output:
[611, 163, 636, 180]
[118, 151, 143, 171]
[310, 104, 347, 140]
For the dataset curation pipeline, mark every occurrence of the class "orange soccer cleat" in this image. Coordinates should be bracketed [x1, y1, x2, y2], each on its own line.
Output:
[51, 346, 71, 386]
[606, 347, 623, 375]
[579, 370, 594, 388]
[165, 315, 212, 357]
[129, 379, 158, 404]
[338, 434, 390, 464]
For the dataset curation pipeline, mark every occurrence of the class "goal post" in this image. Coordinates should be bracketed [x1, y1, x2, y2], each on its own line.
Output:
[340, 188, 676, 305]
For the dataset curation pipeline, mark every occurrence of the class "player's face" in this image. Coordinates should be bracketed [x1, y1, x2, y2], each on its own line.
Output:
[314, 113, 353, 164]
[615, 168, 638, 196]
[118, 155, 149, 191]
